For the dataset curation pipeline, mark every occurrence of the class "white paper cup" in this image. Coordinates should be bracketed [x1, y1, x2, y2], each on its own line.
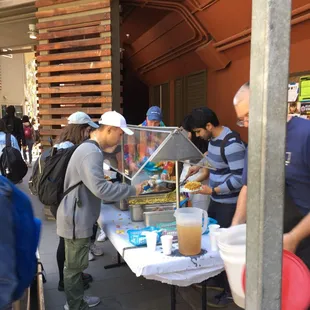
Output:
[209, 224, 220, 252]
[209, 224, 220, 233]
[161, 235, 173, 255]
[146, 232, 158, 252]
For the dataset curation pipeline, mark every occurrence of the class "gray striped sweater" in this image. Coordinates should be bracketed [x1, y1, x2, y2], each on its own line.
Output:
[207, 127, 246, 204]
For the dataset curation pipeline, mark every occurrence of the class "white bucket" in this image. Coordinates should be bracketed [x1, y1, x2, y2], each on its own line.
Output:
[217, 224, 246, 309]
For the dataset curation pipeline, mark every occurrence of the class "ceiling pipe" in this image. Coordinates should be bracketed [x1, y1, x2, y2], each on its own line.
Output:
[129, 17, 197, 59]
[187, 0, 218, 12]
[122, 0, 210, 73]
[216, 10, 310, 52]
[124, 1, 202, 65]
[214, 3, 310, 50]
[128, 4, 204, 72]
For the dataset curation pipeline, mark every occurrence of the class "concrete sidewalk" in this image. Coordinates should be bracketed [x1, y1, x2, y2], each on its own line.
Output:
[19, 170, 241, 310]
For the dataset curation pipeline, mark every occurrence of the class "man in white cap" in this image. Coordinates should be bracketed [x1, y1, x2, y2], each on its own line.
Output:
[57, 111, 144, 310]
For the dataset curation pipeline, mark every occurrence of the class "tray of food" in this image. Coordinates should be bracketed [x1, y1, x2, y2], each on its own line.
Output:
[181, 181, 202, 193]
[141, 186, 171, 195]
[128, 191, 186, 205]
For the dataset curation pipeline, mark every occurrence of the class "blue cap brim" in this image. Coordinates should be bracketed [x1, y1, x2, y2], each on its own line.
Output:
[147, 115, 162, 121]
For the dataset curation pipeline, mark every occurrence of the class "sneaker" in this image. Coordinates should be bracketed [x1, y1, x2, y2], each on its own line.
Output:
[64, 296, 101, 310]
[97, 229, 107, 242]
[90, 243, 104, 256]
[207, 290, 234, 308]
[89, 251, 95, 261]
[84, 296, 101, 308]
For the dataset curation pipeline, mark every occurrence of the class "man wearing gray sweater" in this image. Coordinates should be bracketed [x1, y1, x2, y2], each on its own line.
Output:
[57, 111, 142, 310]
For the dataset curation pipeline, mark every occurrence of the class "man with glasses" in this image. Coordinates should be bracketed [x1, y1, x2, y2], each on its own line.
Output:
[232, 82, 310, 269]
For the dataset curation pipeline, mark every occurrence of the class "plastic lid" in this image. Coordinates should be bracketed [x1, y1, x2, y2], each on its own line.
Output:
[242, 250, 310, 310]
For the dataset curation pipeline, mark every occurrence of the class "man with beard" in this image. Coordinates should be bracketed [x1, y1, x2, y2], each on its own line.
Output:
[188, 107, 246, 227]
[187, 107, 246, 306]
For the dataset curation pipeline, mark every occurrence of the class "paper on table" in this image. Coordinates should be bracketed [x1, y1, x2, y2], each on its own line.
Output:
[288, 83, 299, 102]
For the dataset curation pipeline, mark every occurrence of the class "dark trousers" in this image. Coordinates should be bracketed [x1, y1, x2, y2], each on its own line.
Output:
[283, 192, 310, 270]
[208, 200, 237, 228]
[23, 139, 34, 163]
[208, 200, 237, 292]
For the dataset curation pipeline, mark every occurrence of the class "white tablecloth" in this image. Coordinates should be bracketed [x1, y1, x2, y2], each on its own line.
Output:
[100, 203, 224, 287]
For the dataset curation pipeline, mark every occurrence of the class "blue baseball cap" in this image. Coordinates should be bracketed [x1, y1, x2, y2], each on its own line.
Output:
[146, 106, 162, 121]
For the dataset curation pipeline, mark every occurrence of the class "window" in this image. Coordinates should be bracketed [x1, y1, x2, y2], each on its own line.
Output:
[150, 83, 170, 125]
[174, 71, 207, 126]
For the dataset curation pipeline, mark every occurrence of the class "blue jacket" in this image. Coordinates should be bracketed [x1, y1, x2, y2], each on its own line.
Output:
[0, 178, 17, 308]
[0, 131, 20, 155]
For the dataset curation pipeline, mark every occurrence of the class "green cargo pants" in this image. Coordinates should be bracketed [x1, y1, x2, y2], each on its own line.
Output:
[64, 238, 90, 310]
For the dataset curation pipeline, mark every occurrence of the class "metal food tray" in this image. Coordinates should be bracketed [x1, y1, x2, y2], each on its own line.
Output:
[143, 210, 175, 227]
[128, 192, 185, 205]
[129, 203, 175, 222]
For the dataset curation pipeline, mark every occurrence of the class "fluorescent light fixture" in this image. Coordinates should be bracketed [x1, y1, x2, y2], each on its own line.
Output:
[28, 24, 37, 40]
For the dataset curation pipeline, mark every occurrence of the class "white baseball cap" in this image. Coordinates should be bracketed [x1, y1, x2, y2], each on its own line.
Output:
[98, 111, 133, 135]
[67, 112, 99, 129]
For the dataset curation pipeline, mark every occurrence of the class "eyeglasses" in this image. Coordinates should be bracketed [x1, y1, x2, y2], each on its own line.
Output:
[236, 114, 249, 127]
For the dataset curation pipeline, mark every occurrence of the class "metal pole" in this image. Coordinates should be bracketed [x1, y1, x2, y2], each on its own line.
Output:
[247, 0, 291, 309]
[175, 161, 180, 208]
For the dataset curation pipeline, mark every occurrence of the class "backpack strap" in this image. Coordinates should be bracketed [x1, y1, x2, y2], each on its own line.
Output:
[220, 132, 242, 165]
[61, 140, 99, 199]
[62, 181, 83, 198]
[5, 133, 12, 147]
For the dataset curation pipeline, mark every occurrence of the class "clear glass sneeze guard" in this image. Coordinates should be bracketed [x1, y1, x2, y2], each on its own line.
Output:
[108, 125, 215, 185]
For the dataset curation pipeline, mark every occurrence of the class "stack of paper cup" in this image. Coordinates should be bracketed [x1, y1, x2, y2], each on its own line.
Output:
[161, 235, 173, 255]
[146, 232, 158, 252]
[209, 224, 220, 252]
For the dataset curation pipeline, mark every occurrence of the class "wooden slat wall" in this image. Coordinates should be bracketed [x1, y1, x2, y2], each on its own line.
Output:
[35, 0, 115, 147]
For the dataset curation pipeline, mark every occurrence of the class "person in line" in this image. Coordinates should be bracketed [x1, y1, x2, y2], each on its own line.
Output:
[56, 111, 144, 310]
[97, 144, 123, 243]
[2, 106, 25, 149]
[180, 115, 210, 211]
[0, 178, 17, 308]
[52, 112, 99, 293]
[231, 82, 310, 269]
[0, 119, 20, 159]
[186, 107, 246, 306]
[22, 115, 35, 167]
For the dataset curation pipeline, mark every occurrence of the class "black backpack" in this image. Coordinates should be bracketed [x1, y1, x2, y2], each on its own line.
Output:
[28, 148, 52, 196]
[37, 140, 98, 208]
[0, 134, 28, 183]
[5, 117, 15, 134]
[38, 146, 80, 207]
[220, 131, 247, 165]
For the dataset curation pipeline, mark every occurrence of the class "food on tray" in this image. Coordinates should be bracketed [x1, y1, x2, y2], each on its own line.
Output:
[184, 181, 201, 191]
[128, 192, 186, 205]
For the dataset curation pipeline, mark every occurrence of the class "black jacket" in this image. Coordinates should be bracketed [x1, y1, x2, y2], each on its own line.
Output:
[2, 115, 25, 146]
